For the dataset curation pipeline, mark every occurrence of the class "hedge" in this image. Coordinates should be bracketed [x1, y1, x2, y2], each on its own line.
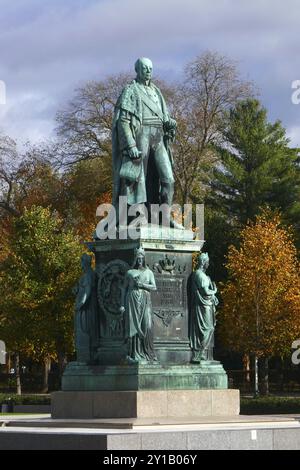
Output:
[1, 393, 300, 414]
[0, 394, 51, 405]
[241, 396, 300, 414]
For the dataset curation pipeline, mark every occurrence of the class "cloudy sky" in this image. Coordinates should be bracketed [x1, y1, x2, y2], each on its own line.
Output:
[0, 0, 299, 146]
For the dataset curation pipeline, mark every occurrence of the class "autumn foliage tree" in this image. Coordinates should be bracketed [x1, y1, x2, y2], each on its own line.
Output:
[219, 211, 300, 394]
[0, 206, 83, 393]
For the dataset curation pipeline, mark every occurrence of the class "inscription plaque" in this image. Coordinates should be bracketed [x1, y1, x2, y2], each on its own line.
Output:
[151, 274, 188, 342]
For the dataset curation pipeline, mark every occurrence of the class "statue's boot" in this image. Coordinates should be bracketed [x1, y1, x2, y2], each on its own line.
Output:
[170, 218, 185, 230]
[160, 181, 174, 206]
[160, 181, 184, 230]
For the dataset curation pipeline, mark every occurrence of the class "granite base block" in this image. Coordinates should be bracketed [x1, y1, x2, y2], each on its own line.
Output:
[51, 389, 240, 419]
[3, 423, 300, 449]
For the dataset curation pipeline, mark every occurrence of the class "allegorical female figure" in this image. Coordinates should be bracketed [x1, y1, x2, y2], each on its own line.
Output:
[74, 253, 99, 363]
[120, 248, 157, 363]
[189, 252, 218, 362]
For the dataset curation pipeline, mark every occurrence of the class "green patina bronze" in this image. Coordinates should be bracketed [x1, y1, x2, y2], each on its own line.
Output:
[121, 247, 157, 364]
[189, 253, 219, 363]
[112, 58, 177, 215]
[68, 59, 228, 392]
[74, 254, 99, 363]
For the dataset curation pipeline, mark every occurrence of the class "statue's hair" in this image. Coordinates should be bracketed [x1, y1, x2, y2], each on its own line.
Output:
[198, 252, 209, 267]
[132, 247, 146, 268]
[134, 57, 152, 74]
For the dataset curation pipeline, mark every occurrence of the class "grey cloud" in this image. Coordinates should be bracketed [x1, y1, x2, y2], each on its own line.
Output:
[0, 0, 299, 145]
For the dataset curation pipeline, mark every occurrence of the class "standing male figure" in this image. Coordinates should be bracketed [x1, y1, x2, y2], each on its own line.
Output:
[112, 57, 177, 223]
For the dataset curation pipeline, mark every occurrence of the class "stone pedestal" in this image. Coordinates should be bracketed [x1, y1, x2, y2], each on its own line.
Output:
[86, 226, 204, 365]
[61, 361, 228, 391]
[52, 389, 239, 419]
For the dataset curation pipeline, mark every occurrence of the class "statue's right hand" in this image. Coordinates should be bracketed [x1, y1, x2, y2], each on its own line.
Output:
[128, 146, 141, 160]
[119, 306, 125, 314]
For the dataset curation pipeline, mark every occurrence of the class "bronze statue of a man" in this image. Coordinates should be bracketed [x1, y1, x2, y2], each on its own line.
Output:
[112, 57, 177, 215]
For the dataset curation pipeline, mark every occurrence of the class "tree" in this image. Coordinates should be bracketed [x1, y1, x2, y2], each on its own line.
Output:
[203, 207, 238, 282]
[0, 135, 25, 217]
[0, 206, 83, 393]
[0, 136, 64, 220]
[55, 74, 130, 166]
[0, 133, 112, 240]
[59, 159, 112, 240]
[219, 211, 300, 395]
[172, 51, 253, 205]
[212, 99, 300, 228]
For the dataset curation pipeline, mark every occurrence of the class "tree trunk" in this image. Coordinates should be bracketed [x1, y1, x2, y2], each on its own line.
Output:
[57, 351, 67, 379]
[41, 357, 51, 393]
[15, 352, 22, 395]
[181, 187, 191, 207]
[6, 353, 11, 374]
[260, 357, 269, 396]
[243, 353, 251, 383]
[254, 354, 259, 397]
[279, 358, 284, 392]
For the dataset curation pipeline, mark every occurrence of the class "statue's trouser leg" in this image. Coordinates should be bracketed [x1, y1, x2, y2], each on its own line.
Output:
[138, 125, 175, 197]
[136, 126, 151, 174]
[135, 126, 175, 220]
[160, 181, 174, 206]
[156, 149, 175, 225]
[151, 131, 175, 224]
[152, 138, 175, 204]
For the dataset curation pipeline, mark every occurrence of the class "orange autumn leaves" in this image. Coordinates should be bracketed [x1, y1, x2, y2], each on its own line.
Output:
[220, 212, 300, 358]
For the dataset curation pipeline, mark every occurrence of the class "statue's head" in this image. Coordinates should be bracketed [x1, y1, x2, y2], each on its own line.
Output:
[135, 57, 153, 83]
[133, 247, 146, 268]
[198, 252, 209, 270]
[81, 253, 92, 270]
